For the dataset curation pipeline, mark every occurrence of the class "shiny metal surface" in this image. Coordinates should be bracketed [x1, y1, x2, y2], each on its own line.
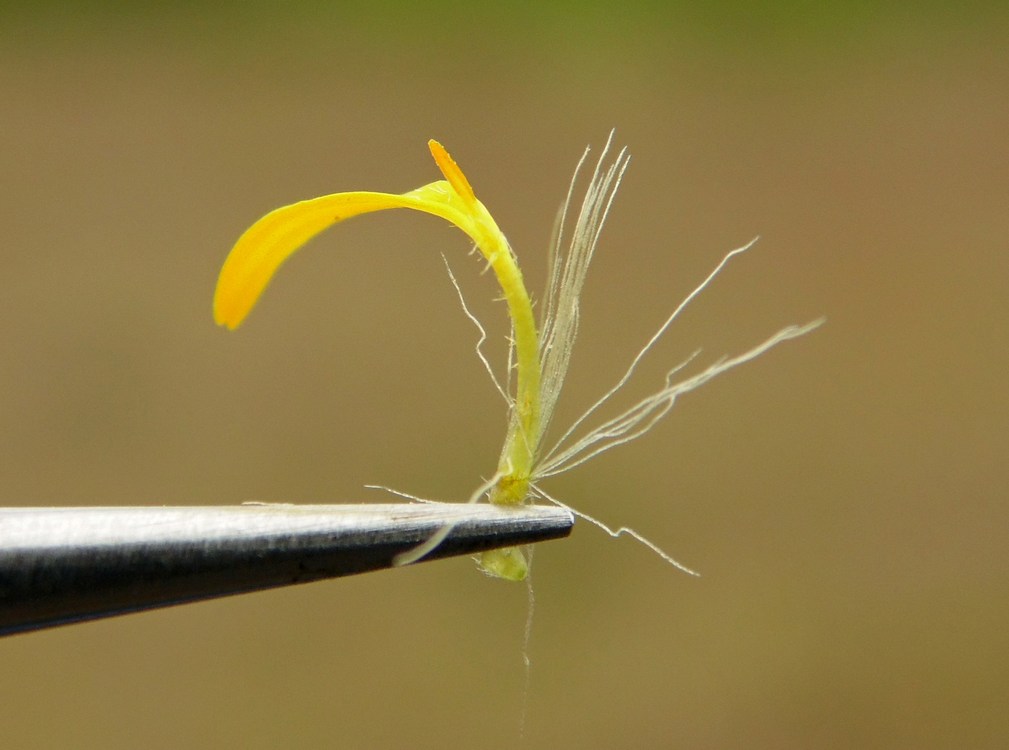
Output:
[0, 503, 573, 636]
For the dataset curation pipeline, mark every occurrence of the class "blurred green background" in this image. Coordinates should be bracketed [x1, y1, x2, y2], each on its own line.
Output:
[2, 3, 1007, 748]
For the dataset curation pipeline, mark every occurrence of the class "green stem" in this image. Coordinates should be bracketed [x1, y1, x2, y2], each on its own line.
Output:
[464, 201, 541, 505]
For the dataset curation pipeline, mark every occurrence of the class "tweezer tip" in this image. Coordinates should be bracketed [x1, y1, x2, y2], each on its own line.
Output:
[0, 503, 574, 636]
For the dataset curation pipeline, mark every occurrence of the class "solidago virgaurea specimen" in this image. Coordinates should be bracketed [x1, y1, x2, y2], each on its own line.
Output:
[214, 134, 821, 581]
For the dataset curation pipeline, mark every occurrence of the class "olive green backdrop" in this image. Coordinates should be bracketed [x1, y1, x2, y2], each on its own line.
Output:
[2, 4, 1007, 748]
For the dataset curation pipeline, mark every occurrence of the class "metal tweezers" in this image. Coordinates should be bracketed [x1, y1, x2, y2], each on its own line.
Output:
[0, 503, 573, 637]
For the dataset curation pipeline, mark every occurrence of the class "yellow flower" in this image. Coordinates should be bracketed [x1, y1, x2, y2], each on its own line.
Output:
[215, 135, 822, 582]
[215, 140, 544, 579]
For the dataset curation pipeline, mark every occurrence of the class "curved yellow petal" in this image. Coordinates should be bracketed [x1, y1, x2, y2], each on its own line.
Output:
[213, 185, 469, 329]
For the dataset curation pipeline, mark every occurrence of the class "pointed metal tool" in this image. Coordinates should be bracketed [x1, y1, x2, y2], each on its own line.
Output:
[0, 503, 573, 637]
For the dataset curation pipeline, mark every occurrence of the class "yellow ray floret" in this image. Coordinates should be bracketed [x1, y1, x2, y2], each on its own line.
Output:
[213, 139, 543, 513]
[214, 135, 822, 583]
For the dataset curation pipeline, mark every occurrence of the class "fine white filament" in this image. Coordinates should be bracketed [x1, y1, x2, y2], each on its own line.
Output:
[470, 132, 821, 571]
